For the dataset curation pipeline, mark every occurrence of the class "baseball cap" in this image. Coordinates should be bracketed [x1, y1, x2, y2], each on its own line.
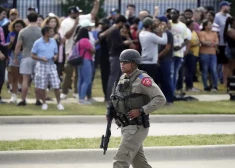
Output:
[110, 8, 120, 15]
[68, 6, 83, 14]
[28, 6, 38, 13]
[79, 19, 95, 27]
[10, 8, 18, 15]
[157, 16, 168, 23]
[219, 1, 231, 8]
[143, 17, 154, 27]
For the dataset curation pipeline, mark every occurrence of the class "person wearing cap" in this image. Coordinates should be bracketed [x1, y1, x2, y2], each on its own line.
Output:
[108, 8, 120, 26]
[139, 17, 168, 83]
[214, 1, 231, 86]
[110, 49, 166, 168]
[28, 6, 38, 14]
[59, 0, 100, 100]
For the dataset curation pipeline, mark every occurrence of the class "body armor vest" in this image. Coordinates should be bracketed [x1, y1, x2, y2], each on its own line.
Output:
[111, 70, 150, 119]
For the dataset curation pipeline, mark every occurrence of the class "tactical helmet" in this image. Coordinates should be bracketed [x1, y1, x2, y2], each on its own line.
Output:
[119, 49, 141, 64]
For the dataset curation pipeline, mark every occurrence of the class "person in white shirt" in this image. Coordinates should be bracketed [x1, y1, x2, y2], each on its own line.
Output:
[59, 1, 99, 100]
[170, 9, 189, 91]
[139, 17, 167, 83]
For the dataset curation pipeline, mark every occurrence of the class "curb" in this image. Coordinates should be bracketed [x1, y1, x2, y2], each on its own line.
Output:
[0, 145, 235, 164]
[1, 115, 235, 124]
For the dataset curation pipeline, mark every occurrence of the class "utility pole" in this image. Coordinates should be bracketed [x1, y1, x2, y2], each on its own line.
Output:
[36, 0, 40, 14]
[118, 0, 121, 13]
[13, 0, 17, 8]
[197, 0, 201, 7]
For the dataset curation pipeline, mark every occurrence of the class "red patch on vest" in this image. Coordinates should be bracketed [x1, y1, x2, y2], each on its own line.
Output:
[141, 77, 152, 87]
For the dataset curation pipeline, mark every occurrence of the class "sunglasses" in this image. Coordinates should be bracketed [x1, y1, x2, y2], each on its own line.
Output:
[120, 60, 133, 64]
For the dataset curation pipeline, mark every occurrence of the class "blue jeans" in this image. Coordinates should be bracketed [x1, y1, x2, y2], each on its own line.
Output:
[86, 60, 95, 99]
[171, 57, 183, 91]
[185, 53, 196, 89]
[200, 54, 218, 89]
[77, 59, 92, 100]
[158, 58, 174, 103]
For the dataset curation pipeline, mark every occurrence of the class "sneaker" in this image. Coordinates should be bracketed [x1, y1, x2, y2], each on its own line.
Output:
[73, 93, 79, 99]
[35, 100, 42, 106]
[78, 99, 92, 105]
[60, 93, 67, 100]
[42, 104, 48, 110]
[9, 94, 17, 103]
[187, 87, 200, 92]
[211, 87, 218, 92]
[17, 100, 26, 106]
[57, 103, 65, 110]
[87, 98, 97, 103]
[204, 87, 211, 92]
[0, 96, 6, 104]
[8, 89, 12, 94]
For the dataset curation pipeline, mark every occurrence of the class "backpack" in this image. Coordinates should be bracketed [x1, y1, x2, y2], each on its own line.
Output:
[68, 41, 87, 66]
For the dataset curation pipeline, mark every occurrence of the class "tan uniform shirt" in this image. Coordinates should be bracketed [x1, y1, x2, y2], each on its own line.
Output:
[129, 69, 166, 114]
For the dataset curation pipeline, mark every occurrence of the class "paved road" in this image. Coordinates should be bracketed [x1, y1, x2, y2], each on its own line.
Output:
[1, 160, 235, 168]
[1, 122, 235, 140]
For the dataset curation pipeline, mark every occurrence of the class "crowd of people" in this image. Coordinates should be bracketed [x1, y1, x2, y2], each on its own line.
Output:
[0, 0, 235, 109]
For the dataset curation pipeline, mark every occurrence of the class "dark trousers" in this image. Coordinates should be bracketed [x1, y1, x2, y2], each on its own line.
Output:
[158, 58, 174, 103]
[0, 60, 5, 95]
[139, 64, 158, 83]
[100, 52, 110, 101]
[185, 54, 196, 89]
[176, 61, 184, 91]
[106, 56, 121, 101]
[94, 49, 100, 69]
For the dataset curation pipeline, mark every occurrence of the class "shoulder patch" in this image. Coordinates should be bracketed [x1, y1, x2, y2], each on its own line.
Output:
[141, 77, 152, 87]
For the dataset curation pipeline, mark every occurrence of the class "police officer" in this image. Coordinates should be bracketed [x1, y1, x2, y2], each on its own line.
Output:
[111, 49, 166, 168]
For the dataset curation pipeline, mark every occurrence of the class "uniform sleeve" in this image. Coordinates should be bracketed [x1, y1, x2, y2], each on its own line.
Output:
[139, 74, 166, 114]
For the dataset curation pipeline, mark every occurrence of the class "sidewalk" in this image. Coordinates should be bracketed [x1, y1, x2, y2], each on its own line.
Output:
[2, 94, 230, 104]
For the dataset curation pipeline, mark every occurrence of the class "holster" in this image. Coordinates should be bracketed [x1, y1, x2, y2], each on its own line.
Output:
[115, 114, 150, 128]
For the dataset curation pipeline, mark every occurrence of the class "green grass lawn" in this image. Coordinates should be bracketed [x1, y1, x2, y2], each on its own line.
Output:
[0, 134, 234, 151]
[0, 69, 233, 116]
[0, 101, 234, 116]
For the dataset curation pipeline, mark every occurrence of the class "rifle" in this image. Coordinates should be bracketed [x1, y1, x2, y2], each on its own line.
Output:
[100, 103, 114, 155]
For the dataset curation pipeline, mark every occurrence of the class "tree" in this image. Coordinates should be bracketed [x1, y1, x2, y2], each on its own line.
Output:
[58, 0, 106, 18]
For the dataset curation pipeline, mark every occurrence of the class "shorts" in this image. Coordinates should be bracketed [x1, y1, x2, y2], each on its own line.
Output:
[9, 52, 22, 67]
[217, 46, 229, 64]
[34, 61, 60, 89]
[20, 57, 36, 75]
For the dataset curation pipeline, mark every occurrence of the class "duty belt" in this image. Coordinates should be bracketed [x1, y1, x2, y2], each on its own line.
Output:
[115, 114, 143, 127]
